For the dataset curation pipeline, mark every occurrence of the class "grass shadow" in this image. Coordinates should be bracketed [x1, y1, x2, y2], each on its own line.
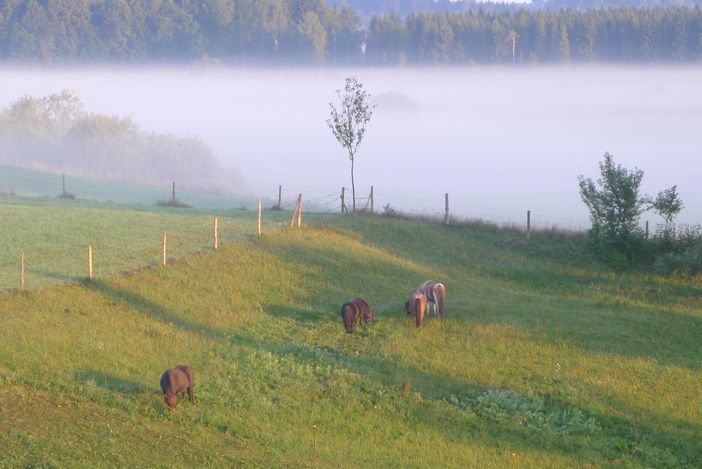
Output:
[30, 268, 85, 285]
[87, 279, 224, 340]
[228, 331, 702, 467]
[263, 304, 331, 324]
[462, 276, 702, 370]
[319, 218, 702, 370]
[74, 370, 150, 393]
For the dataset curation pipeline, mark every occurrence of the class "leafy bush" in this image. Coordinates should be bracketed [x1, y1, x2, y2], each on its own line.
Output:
[156, 198, 191, 209]
[655, 241, 702, 276]
[382, 203, 401, 218]
[0, 92, 241, 192]
[578, 153, 649, 265]
[578, 152, 685, 269]
[651, 186, 684, 236]
[57, 191, 76, 200]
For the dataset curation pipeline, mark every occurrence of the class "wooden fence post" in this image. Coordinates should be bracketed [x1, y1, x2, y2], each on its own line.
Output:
[88, 244, 93, 280]
[214, 217, 219, 250]
[297, 194, 302, 227]
[370, 186, 374, 212]
[171, 181, 176, 204]
[645, 220, 649, 240]
[341, 187, 346, 214]
[312, 424, 318, 465]
[278, 185, 282, 209]
[162, 231, 168, 266]
[62, 174, 66, 196]
[444, 193, 449, 225]
[20, 251, 25, 290]
[527, 210, 531, 240]
[258, 198, 262, 237]
[290, 198, 299, 228]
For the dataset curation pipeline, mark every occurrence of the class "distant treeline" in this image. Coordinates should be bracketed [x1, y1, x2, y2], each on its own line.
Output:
[0, 0, 700, 64]
[368, 7, 702, 64]
[342, 0, 702, 18]
[0, 91, 240, 191]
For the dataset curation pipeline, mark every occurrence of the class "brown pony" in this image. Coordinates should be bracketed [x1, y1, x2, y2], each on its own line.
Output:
[341, 298, 376, 333]
[160, 364, 194, 411]
[418, 280, 445, 319]
[405, 290, 427, 328]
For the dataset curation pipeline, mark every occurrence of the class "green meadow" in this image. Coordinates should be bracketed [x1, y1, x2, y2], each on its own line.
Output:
[0, 193, 327, 290]
[0, 197, 700, 467]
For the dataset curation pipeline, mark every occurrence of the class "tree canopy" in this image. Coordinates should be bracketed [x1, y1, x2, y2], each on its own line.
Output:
[0, 1, 699, 64]
[0, 91, 240, 191]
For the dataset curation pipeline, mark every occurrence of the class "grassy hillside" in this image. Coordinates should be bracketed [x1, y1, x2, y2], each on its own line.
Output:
[0, 214, 700, 467]
[0, 194, 326, 290]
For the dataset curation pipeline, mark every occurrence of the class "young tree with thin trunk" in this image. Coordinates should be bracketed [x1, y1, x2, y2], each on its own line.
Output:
[326, 76, 374, 212]
[652, 185, 683, 234]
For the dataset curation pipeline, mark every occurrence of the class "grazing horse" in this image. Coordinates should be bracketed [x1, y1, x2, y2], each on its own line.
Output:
[405, 290, 427, 328]
[160, 364, 194, 411]
[418, 280, 445, 319]
[341, 298, 376, 333]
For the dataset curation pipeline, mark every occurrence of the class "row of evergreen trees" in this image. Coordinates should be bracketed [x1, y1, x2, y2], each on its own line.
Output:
[0, 0, 362, 64]
[368, 7, 702, 64]
[0, 0, 700, 64]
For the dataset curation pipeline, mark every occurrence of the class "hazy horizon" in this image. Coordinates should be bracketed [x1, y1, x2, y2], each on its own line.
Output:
[1, 64, 700, 229]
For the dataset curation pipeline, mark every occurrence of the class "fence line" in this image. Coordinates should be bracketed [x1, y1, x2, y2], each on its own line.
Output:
[0, 169, 594, 227]
[1, 171, 597, 226]
[4, 181, 641, 291]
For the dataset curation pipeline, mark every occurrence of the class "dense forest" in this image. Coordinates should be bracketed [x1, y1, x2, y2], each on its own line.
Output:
[367, 7, 702, 63]
[342, 0, 702, 18]
[0, 0, 700, 64]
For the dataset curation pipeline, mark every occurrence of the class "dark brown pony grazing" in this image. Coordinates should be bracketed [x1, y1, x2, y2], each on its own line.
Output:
[418, 280, 446, 319]
[341, 298, 376, 333]
[160, 364, 194, 411]
[405, 290, 427, 328]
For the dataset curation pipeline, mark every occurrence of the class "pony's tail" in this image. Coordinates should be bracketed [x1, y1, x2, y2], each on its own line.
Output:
[436, 284, 445, 319]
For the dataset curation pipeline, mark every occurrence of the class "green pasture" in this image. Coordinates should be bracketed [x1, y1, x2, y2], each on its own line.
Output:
[0, 211, 700, 467]
[0, 164, 262, 209]
[0, 194, 325, 290]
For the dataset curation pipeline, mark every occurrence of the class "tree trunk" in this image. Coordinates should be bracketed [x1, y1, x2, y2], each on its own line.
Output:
[350, 154, 356, 212]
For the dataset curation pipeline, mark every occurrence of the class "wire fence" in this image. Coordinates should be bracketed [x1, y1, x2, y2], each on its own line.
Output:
[1, 167, 609, 291]
[0, 166, 594, 229]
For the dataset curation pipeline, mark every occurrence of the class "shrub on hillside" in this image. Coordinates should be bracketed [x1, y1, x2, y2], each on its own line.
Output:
[156, 198, 191, 209]
[654, 243, 702, 276]
[578, 152, 685, 269]
[653, 225, 702, 276]
[382, 203, 401, 218]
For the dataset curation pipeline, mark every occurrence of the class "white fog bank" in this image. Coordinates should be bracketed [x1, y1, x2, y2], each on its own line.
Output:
[1, 65, 700, 228]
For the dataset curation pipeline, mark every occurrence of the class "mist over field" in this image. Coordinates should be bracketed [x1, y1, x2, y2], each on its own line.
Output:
[1, 65, 700, 227]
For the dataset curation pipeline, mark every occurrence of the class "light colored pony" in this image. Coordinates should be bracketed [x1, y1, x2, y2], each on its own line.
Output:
[405, 290, 427, 328]
[418, 280, 445, 319]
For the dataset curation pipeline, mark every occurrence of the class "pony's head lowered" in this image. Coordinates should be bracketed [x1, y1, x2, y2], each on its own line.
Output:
[363, 307, 376, 324]
[404, 300, 413, 317]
